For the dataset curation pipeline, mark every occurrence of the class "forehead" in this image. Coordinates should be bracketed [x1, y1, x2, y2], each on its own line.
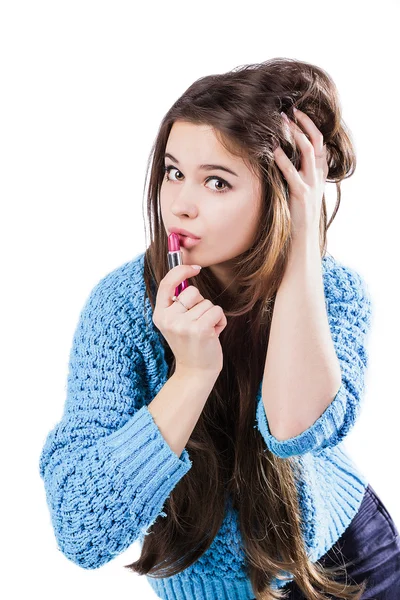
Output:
[166, 121, 258, 179]
[167, 121, 229, 154]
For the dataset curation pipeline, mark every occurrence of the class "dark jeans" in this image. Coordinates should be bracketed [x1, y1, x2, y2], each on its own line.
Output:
[281, 483, 400, 599]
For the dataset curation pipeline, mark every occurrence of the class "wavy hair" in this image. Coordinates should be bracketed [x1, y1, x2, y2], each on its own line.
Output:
[124, 57, 367, 599]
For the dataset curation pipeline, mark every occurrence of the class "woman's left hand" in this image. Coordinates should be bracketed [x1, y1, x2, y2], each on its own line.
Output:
[273, 108, 329, 241]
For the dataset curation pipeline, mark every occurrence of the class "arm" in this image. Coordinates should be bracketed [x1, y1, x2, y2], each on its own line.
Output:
[262, 235, 342, 439]
[38, 272, 214, 570]
[148, 368, 218, 459]
[255, 242, 373, 458]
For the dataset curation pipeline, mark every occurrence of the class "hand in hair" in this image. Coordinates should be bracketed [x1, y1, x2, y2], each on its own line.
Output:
[274, 108, 329, 242]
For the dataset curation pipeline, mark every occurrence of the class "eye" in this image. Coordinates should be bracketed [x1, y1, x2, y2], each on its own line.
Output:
[163, 165, 232, 194]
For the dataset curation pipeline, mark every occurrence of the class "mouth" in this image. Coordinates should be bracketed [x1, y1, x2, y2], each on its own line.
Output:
[169, 227, 201, 239]
[178, 234, 202, 249]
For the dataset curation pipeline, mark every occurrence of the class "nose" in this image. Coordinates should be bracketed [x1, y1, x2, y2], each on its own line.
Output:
[170, 192, 198, 218]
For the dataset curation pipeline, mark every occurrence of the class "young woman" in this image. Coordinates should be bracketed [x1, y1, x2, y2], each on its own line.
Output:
[39, 58, 400, 599]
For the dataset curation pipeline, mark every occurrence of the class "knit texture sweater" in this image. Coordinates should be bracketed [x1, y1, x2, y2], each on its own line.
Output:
[38, 250, 373, 599]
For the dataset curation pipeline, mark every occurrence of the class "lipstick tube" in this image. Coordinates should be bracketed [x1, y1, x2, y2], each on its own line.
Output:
[168, 233, 189, 298]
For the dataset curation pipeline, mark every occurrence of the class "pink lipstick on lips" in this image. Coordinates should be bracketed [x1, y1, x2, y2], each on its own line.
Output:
[168, 232, 189, 298]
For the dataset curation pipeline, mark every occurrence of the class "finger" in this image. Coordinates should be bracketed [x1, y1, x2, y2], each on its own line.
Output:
[291, 109, 326, 176]
[172, 285, 202, 313]
[273, 145, 303, 189]
[286, 116, 317, 182]
[318, 145, 329, 181]
[214, 309, 228, 336]
[193, 303, 226, 331]
[159, 264, 201, 309]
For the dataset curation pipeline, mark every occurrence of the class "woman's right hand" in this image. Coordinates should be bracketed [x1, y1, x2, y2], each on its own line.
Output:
[152, 264, 227, 376]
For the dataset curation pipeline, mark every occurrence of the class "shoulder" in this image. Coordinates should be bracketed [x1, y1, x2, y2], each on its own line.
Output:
[76, 251, 147, 332]
[321, 252, 374, 329]
[322, 252, 372, 303]
[89, 250, 145, 297]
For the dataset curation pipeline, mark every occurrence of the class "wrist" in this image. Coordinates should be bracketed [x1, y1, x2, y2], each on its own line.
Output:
[174, 367, 220, 384]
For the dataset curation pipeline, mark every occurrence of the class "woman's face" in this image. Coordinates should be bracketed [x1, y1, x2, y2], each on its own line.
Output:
[160, 120, 263, 291]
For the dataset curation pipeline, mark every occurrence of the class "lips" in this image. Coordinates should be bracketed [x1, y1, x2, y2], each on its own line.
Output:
[179, 234, 201, 249]
[169, 228, 200, 239]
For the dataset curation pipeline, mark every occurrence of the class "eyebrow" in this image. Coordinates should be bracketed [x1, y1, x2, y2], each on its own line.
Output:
[164, 152, 239, 177]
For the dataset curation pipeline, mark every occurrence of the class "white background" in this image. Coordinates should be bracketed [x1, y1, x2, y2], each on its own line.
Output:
[2, 0, 399, 597]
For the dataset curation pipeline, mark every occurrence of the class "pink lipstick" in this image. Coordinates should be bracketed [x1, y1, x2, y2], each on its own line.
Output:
[168, 233, 189, 298]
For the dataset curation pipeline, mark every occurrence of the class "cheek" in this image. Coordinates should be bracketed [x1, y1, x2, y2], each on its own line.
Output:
[225, 204, 259, 238]
[159, 192, 169, 220]
[221, 204, 261, 253]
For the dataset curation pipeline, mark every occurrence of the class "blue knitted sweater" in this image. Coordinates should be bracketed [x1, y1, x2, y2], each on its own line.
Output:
[38, 250, 373, 599]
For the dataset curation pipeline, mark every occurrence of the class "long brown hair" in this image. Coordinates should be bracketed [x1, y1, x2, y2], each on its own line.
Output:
[124, 57, 367, 599]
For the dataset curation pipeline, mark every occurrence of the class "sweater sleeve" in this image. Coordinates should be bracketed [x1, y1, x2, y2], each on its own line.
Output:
[38, 271, 192, 570]
[254, 255, 373, 458]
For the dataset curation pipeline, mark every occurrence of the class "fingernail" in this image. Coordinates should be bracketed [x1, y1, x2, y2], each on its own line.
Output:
[293, 107, 298, 113]
[280, 111, 290, 122]
[191, 264, 202, 270]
